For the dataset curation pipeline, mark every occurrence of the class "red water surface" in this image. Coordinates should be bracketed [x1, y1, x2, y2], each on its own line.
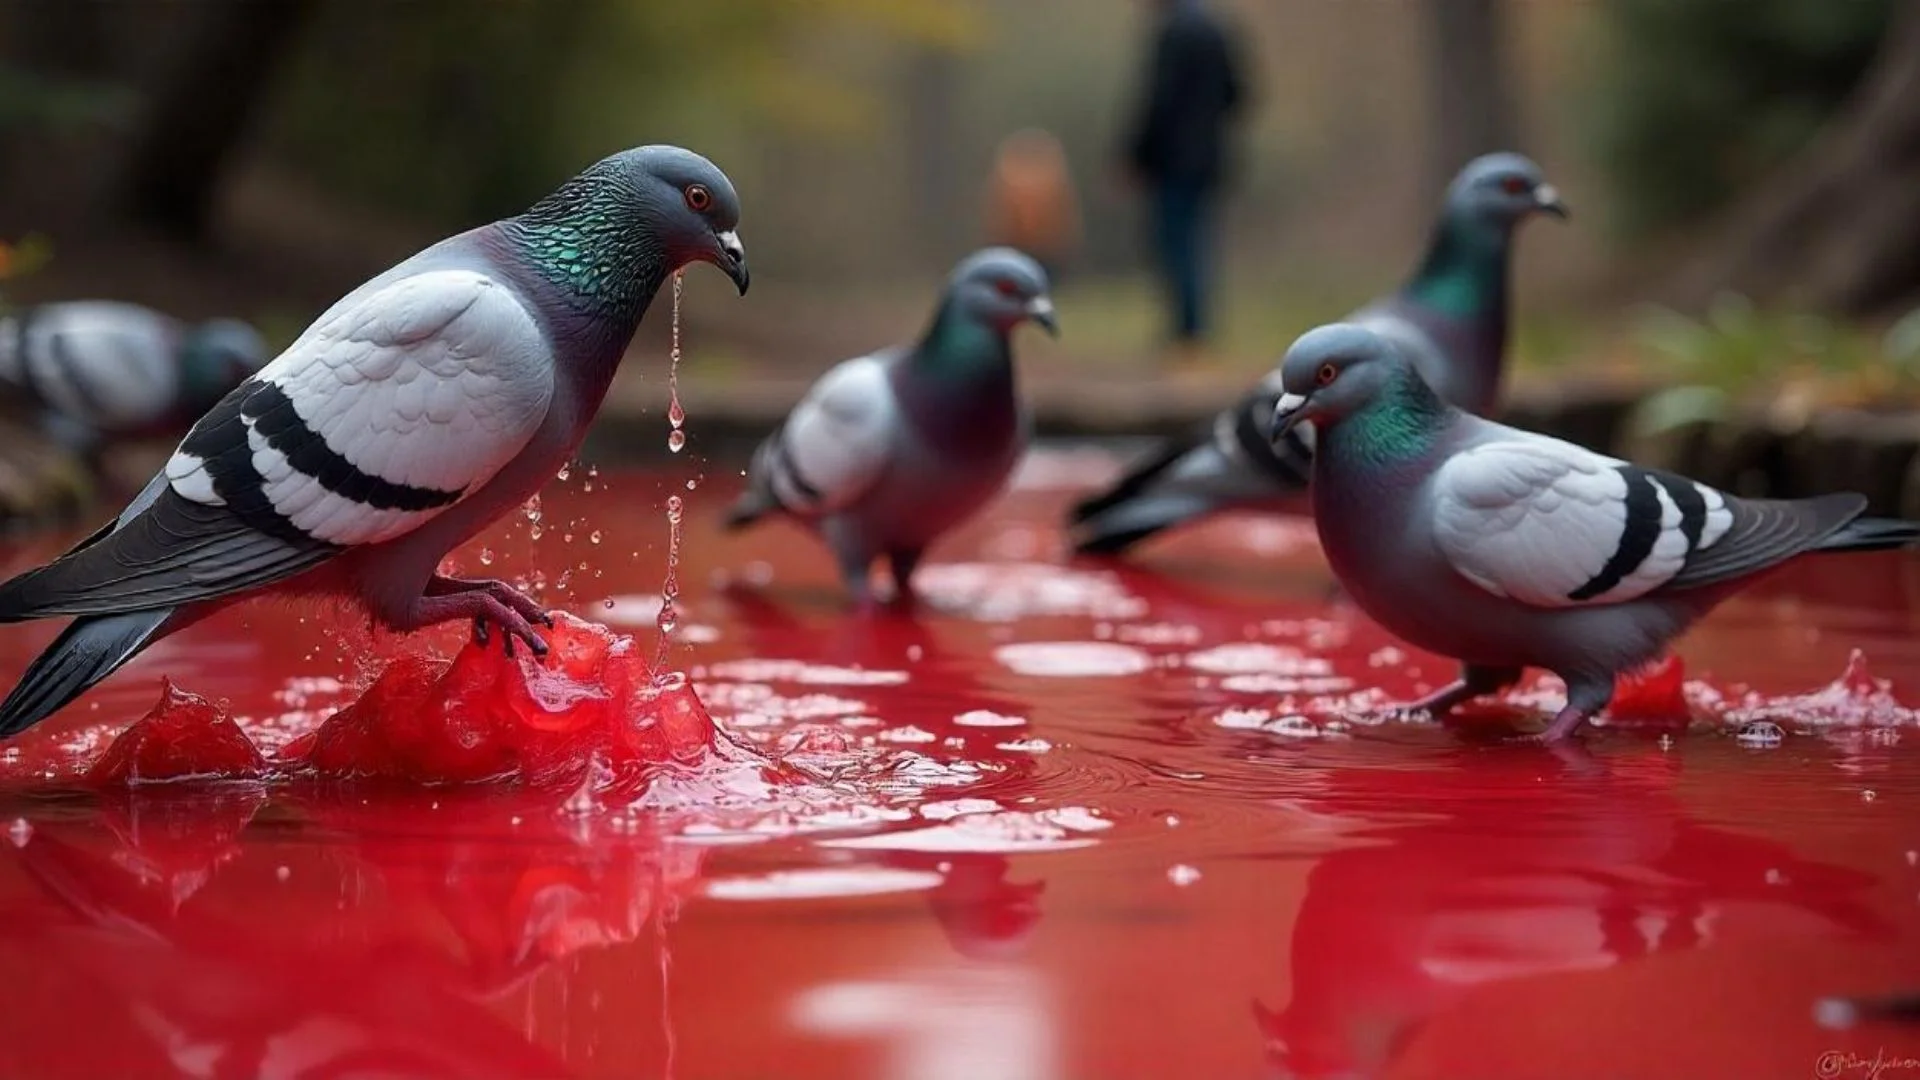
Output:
[0, 448, 1917, 1079]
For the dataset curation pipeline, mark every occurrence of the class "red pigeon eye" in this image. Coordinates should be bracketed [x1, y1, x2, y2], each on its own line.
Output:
[1500, 175, 1530, 195]
[684, 184, 712, 212]
[994, 279, 1022, 298]
[1316, 363, 1339, 387]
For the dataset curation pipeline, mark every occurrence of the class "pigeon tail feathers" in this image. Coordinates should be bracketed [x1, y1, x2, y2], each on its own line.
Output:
[0, 608, 172, 737]
[1815, 514, 1920, 555]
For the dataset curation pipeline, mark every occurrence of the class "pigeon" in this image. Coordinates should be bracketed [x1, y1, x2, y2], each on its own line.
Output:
[0, 145, 748, 739]
[0, 302, 268, 461]
[1068, 151, 1566, 555]
[723, 247, 1055, 606]
[1268, 322, 1920, 743]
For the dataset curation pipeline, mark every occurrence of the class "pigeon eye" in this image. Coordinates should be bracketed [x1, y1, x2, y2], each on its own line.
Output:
[1500, 175, 1530, 196]
[684, 184, 713, 212]
[994, 280, 1022, 298]
[1316, 364, 1339, 387]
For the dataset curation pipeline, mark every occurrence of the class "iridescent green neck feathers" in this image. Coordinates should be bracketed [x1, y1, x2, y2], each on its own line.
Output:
[1404, 211, 1512, 319]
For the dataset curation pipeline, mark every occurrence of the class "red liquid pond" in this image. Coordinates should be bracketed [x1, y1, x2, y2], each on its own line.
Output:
[0, 448, 1917, 1078]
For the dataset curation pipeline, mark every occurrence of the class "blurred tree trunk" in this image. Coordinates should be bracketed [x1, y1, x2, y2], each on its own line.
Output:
[115, 0, 314, 241]
[1425, 0, 1515, 193]
[1668, 3, 1920, 316]
[903, 45, 964, 267]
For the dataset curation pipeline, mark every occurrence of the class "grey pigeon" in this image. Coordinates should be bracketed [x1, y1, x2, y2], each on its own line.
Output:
[0, 302, 268, 462]
[0, 145, 748, 738]
[1269, 322, 1920, 742]
[1069, 151, 1567, 555]
[724, 247, 1055, 607]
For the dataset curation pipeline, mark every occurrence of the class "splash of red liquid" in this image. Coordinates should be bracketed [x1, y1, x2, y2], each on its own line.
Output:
[284, 612, 728, 786]
[88, 680, 269, 786]
[1608, 653, 1690, 728]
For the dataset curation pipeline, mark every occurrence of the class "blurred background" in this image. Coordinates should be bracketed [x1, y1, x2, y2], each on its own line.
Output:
[0, 0, 1916, 521]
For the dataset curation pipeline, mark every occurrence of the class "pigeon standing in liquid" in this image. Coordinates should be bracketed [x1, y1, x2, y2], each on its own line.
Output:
[724, 247, 1055, 607]
[0, 145, 749, 738]
[1069, 152, 1567, 555]
[0, 302, 268, 462]
[1268, 322, 1920, 742]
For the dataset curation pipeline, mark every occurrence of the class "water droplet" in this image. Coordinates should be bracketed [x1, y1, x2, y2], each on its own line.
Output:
[685, 477, 698, 491]
[589, 530, 603, 545]
[6, 818, 30, 847]
[906, 644, 924, 662]
[1164, 814, 1181, 827]
[276, 865, 292, 883]
[529, 523, 544, 541]
[1864, 789, 1878, 802]
[556, 463, 572, 482]
[1, 748, 18, 764]
[603, 598, 616, 610]
[478, 547, 494, 566]
[1657, 733, 1675, 751]
[1765, 867, 1786, 885]
[1167, 864, 1202, 887]
[1906, 850, 1917, 867]
[587, 465, 599, 479]
[667, 428, 687, 454]
[562, 532, 574, 544]
[510, 816, 523, 827]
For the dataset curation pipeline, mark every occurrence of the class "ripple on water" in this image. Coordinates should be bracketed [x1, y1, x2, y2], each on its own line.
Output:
[704, 867, 946, 901]
[953, 710, 1026, 728]
[1712, 650, 1919, 732]
[914, 562, 1148, 622]
[994, 641, 1153, 678]
[695, 659, 909, 687]
[821, 806, 1111, 854]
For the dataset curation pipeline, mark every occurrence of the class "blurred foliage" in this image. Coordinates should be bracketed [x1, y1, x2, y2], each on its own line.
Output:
[1625, 293, 1920, 433]
[1585, 0, 1894, 236]
[264, 0, 980, 229]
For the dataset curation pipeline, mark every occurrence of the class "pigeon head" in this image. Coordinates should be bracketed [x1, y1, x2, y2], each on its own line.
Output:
[179, 318, 270, 409]
[1446, 152, 1567, 227]
[945, 247, 1058, 338]
[1271, 323, 1424, 440]
[514, 145, 748, 311]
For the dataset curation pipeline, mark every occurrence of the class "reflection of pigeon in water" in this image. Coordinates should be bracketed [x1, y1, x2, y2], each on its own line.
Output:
[1268, 323, 1920, 742]
[0, 303, 268, 463]
[724, 248, 1055, 608]
[0, 145, 748, 739]
[1254, 749, 1887, 1080]
[1069, 152, 1566, 556]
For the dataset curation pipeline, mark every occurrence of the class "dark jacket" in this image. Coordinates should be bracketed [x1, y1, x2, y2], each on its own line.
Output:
[1125, 2, 1248, 189]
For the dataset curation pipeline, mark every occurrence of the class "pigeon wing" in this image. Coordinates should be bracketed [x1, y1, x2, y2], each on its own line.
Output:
[0, 269, 555, 619]
[752, 354, 899, 517]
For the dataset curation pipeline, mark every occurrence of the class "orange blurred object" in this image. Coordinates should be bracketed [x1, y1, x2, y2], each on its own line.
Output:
[983, 128, 1081, 270]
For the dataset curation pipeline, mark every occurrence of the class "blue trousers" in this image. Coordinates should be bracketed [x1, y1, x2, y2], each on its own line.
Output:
[1152, 182, 1215, 343]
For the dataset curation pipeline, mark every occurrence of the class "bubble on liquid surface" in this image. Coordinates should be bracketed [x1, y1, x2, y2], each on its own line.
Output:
[1735, 720, 1785, 748]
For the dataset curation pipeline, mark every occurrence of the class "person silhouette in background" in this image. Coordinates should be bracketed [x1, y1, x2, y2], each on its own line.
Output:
[984, 128, 1082, 284]
[1123, 0, 1248, 368]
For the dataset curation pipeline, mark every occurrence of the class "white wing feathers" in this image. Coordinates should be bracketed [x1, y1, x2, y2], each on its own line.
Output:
[1432, 437, 1733, 608]
[763, 355, 898, 516]
[166, 269, 554, 547]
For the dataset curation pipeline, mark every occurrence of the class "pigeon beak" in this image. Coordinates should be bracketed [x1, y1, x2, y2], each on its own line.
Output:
[714, 229, 749, 295]
[1026, 296, 1059, 337]
[1270, 391, 1310, 443]
[1534, 183, 1570, 220]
